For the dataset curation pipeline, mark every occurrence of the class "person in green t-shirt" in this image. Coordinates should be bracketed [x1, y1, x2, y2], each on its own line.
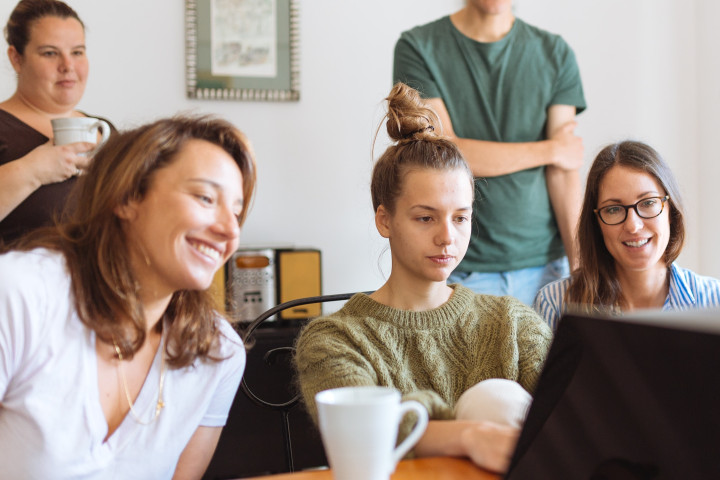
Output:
[393, 0, 586, 306]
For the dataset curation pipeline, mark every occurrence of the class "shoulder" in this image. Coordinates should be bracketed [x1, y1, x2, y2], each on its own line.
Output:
[297, 294, 371, 343]
[397, 16, 451, 47]
[0, 248, 68, 293]
[213, 317, 245, 364]
[535, 276, 571, 305]
[467, 288, 547, 327]
[514, 18, 570, 48]
[669, 264, 720, 306]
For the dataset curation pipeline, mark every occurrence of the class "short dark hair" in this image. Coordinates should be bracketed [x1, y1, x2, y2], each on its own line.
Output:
[4, 0, 83, 54]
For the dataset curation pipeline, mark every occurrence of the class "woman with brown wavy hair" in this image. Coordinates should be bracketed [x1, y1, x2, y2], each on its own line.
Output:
[534, 140, 720, 330]
[0, 115, 256, 479]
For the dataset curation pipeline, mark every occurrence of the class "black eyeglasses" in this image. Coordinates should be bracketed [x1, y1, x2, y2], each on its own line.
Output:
[594, 195, 670, 225]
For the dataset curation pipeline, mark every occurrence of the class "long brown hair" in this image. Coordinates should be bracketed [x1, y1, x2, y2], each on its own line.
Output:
[9, 115, 257, 367]
[566, 140, 685, 311]
[4, 0, 83, 54]
[371, 83, 473, 214]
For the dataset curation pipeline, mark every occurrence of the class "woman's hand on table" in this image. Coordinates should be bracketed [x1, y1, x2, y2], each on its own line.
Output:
[459, 420, 520, 474]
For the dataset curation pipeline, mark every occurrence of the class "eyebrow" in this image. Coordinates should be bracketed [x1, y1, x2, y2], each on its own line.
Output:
[187, 178, 244, 207]
[410, 204, 472, 212]
[599, 190, 661, 206]
[36, 44, 86, 50]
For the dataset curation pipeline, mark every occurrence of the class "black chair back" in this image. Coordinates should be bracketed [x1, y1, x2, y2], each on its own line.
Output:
[202, 293, 363, 479]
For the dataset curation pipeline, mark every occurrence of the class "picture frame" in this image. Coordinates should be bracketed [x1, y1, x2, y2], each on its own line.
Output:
[185, 0, 300, 101]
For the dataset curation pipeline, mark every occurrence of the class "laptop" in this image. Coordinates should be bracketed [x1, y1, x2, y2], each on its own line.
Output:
[505, 309, 720, 480]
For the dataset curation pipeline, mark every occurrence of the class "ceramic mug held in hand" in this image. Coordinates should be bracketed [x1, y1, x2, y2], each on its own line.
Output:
[51, 117, 110, 149]
[315, 386, 429, 480]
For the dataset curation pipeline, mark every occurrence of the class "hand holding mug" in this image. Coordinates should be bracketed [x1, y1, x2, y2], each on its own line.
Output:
[22, 140, 95, 185]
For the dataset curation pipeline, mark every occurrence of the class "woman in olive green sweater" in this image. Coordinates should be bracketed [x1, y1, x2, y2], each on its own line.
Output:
[294, 83, 552, 474]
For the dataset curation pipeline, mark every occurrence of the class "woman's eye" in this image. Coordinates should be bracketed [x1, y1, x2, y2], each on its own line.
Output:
[196, 194, 214, 205]
[417, 216, 432, 223]
[455, 216, 469, 223]
[605, 206, 622, 215]
[640, 198, 657, 207]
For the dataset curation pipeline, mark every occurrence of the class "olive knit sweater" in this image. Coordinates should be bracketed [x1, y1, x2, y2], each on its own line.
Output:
[294, 285, 552, 440]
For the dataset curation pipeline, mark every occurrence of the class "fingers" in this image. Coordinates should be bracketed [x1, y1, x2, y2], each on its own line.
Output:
[67, 141, 97, 154]
[461, 421, 521, 473]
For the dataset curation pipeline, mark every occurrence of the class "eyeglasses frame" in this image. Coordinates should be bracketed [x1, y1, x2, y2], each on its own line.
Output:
[594, 195, 670, 226]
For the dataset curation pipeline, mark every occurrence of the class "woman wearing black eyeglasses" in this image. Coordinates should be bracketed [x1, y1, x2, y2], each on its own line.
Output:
[534, 140, 720, 330]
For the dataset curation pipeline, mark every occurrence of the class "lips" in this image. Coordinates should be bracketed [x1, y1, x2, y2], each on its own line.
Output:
[56, 79, 77, 88]
[188, 239, 222, 262]
[429, 255, 454, 265]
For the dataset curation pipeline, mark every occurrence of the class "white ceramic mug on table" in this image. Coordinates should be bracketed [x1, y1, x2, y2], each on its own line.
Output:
[315, 386, 429, 480]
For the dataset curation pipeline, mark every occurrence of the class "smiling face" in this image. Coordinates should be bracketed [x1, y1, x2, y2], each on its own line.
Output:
[117, 139, 244, 300]
[597, 165, 670, 278]
[10, 15, 88, 113]
[376, 167, 473, 286]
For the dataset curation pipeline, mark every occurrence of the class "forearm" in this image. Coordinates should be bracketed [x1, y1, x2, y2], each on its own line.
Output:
[414, 420, 473, 458]
[424, 98, 576, 178]
[545, 165, 582, 270]
[453, 137, 556, 177]
[414, 420, 519, 474]
[0, 159, 41, 221]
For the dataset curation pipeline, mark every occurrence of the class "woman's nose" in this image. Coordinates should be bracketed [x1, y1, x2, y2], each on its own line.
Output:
[435, 220, 454, 245]
[623, 208, 644, 232]
[214, 207, 240, 239]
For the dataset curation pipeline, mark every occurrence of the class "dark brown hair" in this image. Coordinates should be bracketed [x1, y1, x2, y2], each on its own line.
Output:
[4, 0, 83, 54]
[566, 140, 685, 311]
[9, 115, 257, 367]
[371, 83, 473, 214]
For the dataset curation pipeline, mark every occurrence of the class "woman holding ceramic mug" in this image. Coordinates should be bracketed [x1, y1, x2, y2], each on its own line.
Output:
[534, 141, 720, 330]
[295, 84, 552, 474]
[0, 0, 114, 244]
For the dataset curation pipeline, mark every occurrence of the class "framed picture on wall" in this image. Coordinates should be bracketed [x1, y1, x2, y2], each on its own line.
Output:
[185, 0, 300, 101]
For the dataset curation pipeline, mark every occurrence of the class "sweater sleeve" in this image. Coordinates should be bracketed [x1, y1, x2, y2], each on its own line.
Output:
[514, 302, 553, 395]
[294, 318, 379, 425]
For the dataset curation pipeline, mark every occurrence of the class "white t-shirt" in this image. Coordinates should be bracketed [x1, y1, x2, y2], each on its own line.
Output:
[0, 248, 246, 479]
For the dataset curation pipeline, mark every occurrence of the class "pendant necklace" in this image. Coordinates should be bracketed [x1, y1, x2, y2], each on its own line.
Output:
[112, 337, 166, 425]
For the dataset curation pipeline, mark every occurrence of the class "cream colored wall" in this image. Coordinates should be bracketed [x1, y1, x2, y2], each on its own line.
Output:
[1, 0, 717, 301]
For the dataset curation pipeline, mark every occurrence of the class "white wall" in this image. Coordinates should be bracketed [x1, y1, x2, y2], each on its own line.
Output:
[1, 0, 717, 302]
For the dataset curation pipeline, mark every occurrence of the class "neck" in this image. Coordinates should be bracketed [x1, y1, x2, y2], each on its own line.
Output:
[370, 274, 453, 311]
[7, 91, 76, 119]
[450, 6, 515, 42]
[616, 265, 669, 311]
[141, 294, 172, 334]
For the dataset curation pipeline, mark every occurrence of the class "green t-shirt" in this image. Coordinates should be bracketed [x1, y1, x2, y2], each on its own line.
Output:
[393, 17, 586, 272]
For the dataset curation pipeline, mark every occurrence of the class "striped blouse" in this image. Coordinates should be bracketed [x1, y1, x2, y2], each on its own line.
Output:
[533, 263, 720, 331]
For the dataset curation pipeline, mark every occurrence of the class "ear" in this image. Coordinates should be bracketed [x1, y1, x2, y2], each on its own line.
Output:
[7, 46, 22, 73]
[113, 201, 138, 221]
[375, 205, 392, 239]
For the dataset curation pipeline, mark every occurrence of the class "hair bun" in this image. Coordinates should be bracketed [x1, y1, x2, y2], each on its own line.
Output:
[385, 83, 440, 142]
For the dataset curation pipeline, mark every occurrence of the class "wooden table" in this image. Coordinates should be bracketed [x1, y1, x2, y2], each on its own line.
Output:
[241, 457, 501, 480]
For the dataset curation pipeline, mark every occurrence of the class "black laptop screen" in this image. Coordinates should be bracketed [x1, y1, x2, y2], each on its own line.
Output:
[506, 311, 720, 480]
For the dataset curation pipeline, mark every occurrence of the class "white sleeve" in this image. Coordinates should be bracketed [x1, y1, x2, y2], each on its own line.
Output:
[0, 252, 47, 400]
[199, 320, 246, 427]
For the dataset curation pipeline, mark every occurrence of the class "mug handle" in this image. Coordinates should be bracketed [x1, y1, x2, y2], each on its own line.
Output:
[93, 119, 111, 146]
[391, 400, 429, 467]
